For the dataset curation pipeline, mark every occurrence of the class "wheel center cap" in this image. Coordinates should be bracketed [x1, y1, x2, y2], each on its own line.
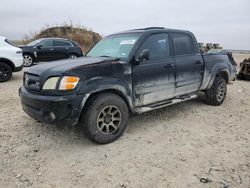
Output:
[104, 115, 112, 124]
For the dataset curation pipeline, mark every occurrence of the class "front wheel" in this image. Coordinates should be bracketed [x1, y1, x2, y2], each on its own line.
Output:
[205, 76, 227, 106]
[0, 62, 12, 82]
[80, 93, 129, 144]
[23, 54, 34, 67]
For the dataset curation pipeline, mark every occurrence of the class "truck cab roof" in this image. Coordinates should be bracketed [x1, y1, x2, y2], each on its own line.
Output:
[112, 27, 193, 36]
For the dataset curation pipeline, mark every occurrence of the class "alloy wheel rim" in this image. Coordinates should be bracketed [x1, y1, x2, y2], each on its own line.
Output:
[69, 55, 77, 59]
[0, 66, 10, 80]
[97, 105, 121, 134]
[23, 55, 33, 66]
[216, 82, 226, 102]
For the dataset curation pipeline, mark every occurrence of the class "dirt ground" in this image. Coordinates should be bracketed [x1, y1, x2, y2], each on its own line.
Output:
[0, 53, 249, 188]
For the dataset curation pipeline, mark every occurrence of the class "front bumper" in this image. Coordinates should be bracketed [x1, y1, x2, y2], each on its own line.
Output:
[19, 87, 84, 126]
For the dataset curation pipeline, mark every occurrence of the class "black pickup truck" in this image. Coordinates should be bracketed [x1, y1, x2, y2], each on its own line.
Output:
[19, 27, 237, 144]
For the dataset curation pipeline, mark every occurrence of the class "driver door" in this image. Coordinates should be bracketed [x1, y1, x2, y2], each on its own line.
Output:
[132, 33, 176, 107]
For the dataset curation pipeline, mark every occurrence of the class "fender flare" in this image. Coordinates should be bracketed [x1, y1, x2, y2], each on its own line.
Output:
[77, 78, 133, 119]
[207, 67, 229, 89]
[0, 58, 15, 71]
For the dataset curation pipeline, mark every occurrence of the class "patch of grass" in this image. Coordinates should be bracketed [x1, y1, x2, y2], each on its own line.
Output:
[22, 22, 102, 53]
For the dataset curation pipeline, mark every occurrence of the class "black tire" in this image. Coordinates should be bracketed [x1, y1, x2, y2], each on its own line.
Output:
[80, 93, 129, 144]
[237, 73, 245, 80]
[0, 62, 12, 82]
[205, 76, 227, 106]
[23, 54, 34, 67]
[68, 54, 78, 59]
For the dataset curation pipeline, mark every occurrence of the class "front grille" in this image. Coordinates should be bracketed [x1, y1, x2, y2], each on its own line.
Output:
[24, 73, 41, 91]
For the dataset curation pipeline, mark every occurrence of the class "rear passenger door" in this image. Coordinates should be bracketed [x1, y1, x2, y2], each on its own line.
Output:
[36, 39, 54, 62]
[132, 33, 176, 106]
[171, 33, 204, 96]
[53, 40, 73, 60]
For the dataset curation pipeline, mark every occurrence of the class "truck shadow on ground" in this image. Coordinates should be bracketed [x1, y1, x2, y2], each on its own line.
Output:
[28, 93, 208, 146]
[6, 74, 23, 83]
[127, 94, 208, 133]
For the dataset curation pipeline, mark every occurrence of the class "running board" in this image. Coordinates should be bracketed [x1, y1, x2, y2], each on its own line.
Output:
[134, 94, 197, 114]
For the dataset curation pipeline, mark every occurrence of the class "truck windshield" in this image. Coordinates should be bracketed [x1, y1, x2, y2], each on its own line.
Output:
[87, 33, 141, 59]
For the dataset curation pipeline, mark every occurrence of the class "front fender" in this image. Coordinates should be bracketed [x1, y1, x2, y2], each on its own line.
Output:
[77, 77, 133, 111]
[0, 58, 15, 70]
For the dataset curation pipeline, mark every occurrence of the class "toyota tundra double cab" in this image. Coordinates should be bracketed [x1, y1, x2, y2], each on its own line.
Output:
[19, 27, 237, 144]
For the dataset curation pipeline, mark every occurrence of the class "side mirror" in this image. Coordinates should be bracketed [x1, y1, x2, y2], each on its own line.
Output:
[36, 44, 43, 49]
[137, 49, 150, 62]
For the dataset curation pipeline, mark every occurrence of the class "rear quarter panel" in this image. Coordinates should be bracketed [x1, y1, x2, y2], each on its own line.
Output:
[200, 53, 237, 90]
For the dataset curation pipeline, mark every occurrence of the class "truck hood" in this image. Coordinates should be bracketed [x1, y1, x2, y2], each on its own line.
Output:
[26, 57, 116, 76]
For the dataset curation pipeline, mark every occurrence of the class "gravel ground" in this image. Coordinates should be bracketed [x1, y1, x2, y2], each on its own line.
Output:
[0, 54, 249, 188]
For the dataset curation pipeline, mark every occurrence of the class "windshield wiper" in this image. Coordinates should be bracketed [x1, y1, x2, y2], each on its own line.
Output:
[99, 55, 112, 58]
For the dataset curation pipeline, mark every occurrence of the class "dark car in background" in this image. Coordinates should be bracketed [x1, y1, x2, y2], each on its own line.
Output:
[20, 38, 83, 67]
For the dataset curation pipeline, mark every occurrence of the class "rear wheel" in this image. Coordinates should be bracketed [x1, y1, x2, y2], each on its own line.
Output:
[68, 54, 77, 59]
[23, 54, 34, 67]
[80, 93, 129, 144]
[0, 62, 12, 82]
[205, 76, 227, 106]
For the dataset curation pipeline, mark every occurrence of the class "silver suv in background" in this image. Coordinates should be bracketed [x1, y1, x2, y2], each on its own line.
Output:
[0, 36, 23, 82]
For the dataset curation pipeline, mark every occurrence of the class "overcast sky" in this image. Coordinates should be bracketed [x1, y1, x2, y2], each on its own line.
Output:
[0, 0, 249, 50]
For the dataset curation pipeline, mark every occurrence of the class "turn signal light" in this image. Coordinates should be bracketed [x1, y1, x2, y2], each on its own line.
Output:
[59, 76, 79, 90]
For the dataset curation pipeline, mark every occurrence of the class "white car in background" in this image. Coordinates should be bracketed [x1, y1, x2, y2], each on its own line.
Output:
[0, 36, 23, 82]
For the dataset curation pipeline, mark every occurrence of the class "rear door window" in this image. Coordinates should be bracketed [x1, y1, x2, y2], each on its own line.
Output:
[53, 40, 72, 47]
[172, 33, 195, 56]
[40, 40, 53, 47]
[140, 33, 170, 60]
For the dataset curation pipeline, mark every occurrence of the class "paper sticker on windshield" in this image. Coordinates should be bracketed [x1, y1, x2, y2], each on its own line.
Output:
[120, 40, 136, 45]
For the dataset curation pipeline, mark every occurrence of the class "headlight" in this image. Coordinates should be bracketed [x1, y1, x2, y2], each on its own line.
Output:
[42, 77, 60, 90]
[59, 76, 79, 90]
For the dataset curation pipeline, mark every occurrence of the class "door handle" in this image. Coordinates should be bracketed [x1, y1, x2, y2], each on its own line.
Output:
[164, 63, 174, 68]
[195, 60, 202, 65]
[49, 49, 54, 51]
